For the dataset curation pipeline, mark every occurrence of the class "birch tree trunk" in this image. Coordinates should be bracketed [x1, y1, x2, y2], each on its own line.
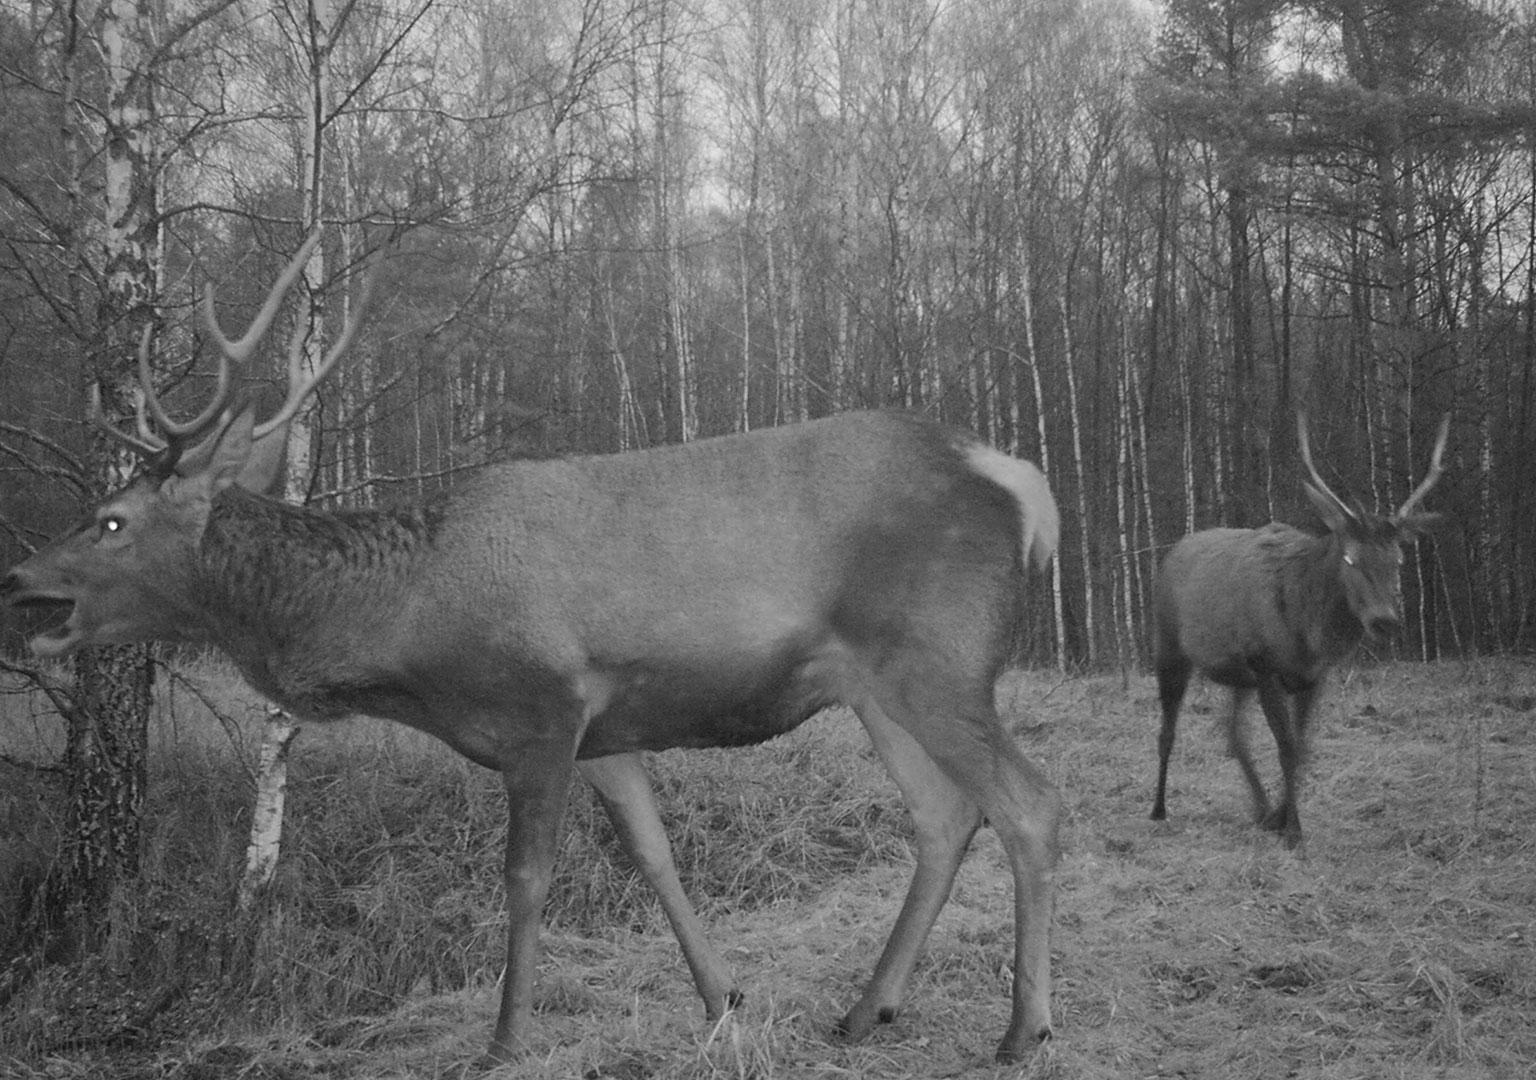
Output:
[651, 4, 697, 442]
[1018, 257, 1067, 670]
[605, 272, 643, 451]
[1058, 289, 1095, 665]
[1115, 348, 1135, 678]
[46, 0, 163, 966]
[237, 0, 345, 914]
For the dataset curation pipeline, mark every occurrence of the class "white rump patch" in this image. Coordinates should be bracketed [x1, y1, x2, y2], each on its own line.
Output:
[966, 444, 1060, 571]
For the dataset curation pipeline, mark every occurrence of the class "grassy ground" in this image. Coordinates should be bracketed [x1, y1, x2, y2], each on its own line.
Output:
[1, 656, 1532, 1078]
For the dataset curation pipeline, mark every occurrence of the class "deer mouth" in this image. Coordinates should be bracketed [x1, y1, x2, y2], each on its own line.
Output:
[6, 594, 81, 657]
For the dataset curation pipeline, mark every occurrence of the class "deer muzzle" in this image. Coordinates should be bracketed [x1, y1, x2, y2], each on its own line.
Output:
[1, 569, 80, 656]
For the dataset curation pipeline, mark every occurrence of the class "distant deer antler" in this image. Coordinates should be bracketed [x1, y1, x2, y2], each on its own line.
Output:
[1296, 412, 1354, 521]
[1396, 414, 1450, 520]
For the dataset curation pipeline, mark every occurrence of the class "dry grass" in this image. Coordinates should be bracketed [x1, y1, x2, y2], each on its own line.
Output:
[1, 656, 1533, 1078]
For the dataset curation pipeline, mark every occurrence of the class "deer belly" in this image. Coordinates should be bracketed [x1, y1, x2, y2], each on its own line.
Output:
[1203, 656, 1265, 688]
[574, 657, 836, 757]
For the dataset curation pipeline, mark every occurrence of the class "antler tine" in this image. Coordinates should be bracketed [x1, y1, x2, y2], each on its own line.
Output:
[1397, 413, 1450, 519]
[253, 250, 380, 440]
[87, 379, 166, 458]
[137, 322, 233, 443]
[1296, 411, 1353, 518]
[201, 228, 323, 364]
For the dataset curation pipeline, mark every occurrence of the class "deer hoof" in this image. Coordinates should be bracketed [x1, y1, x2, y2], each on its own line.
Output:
[706, 989, 745, 1021]
[834, 1002, 894, 1042]
[995, 1022, 1052, 1064]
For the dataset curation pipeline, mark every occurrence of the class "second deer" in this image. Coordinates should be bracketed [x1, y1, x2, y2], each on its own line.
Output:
[1150, 413, 1447, 849]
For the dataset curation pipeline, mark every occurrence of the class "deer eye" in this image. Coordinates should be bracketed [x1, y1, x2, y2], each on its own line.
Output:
[100, 515, 126, 537]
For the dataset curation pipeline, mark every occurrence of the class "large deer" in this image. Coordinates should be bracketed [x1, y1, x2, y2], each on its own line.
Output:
[1, 233, 1063, 1065]
[1150, 413, 1447, 849]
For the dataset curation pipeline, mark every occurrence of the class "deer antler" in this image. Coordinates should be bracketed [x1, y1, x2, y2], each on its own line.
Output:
[255, 249, 378, 441]
[1296, 412, 1355, 521]
[1396, 413, 1450, 519]
[85, 229, 378, 465]
[87, 334, 167, 458]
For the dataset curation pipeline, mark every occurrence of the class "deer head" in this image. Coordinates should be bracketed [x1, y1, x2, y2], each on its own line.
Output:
[1297, 411, 1448, 642]
[3, 230, 373, 657]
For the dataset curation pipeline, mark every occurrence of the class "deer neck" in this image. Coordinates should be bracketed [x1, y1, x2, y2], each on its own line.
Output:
[191, 488, 441, 711]
[1298, 532, 1364, 659]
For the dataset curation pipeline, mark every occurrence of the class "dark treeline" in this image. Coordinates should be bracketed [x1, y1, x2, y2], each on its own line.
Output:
[3, 0, 1535, 672]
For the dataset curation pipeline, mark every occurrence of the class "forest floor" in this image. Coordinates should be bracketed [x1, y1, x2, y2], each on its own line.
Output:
[1, 657, 1533, 1079]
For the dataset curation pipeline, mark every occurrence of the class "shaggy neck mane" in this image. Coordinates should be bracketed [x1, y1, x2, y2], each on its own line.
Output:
[1268, 526, 1359, 658]
[195, 486, 442, 646]
[1265, 525, 1351, 639]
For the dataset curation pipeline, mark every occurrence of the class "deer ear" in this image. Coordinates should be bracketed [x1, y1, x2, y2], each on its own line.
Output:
[174, 407, 257, 496]
[173, 408, 290, 496]
[236, 422, 291, 494]
[1304, 482, 1353, 533]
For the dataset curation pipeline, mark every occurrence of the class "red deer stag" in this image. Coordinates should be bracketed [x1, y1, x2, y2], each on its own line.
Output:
[1, 233, 1063, 1065]
[1150, 413, 1447, 849]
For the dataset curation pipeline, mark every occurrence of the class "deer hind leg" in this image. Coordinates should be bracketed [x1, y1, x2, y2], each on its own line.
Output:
[1151, 656, 1193, 820]
[838, 697, 983, 1043]
[1223, 687, 1272, 825]
[852, 687, 1060, 1064]
[578, 752, 739, 1020]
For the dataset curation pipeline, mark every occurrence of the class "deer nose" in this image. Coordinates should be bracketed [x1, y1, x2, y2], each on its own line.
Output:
[0, 571, 17, 599]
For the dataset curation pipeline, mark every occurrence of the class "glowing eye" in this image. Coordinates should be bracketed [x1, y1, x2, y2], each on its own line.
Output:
[1343, 552, 1355, 566]
[101, 516, 125, 535]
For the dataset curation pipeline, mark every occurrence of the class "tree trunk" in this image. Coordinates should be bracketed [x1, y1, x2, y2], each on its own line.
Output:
[1018, 256, 1066, 670]
[237, 0, 346, 913]
[1058, 289, 1095, 666]
[44, 0, 162, 967]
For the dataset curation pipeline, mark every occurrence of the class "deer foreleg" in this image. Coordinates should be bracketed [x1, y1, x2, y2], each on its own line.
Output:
[487, 742, 578, 1064]
[1224, 688, 1271, 823]
[1259, 680, 1315, 849]
[578, 752, 739, 1021]
[839, 699, 982, 1042]
[1151, 657, 1192, 820]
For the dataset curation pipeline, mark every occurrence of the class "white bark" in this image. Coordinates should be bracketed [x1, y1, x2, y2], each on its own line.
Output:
[1019, 256, 1067, 670]
[237, 710, 301, 914]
